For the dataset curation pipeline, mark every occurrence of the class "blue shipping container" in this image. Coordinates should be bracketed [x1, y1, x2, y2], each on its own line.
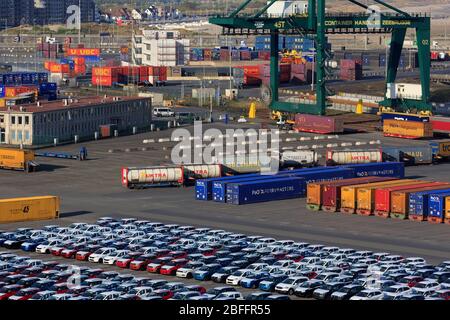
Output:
[409, 188, 450, 218]
[227, 177, 305, 205]
[0, 85, 4, 97]
[343, 162, 405, 179]
[381, 112, 429, 123]
[427, 193, 450, 220]
[382, 146, 433, 165]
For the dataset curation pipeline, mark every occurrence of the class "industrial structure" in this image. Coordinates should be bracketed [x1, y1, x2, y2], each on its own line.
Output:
[132, 30, 190, 67]
[0, 96, 152, 146]
[209, 0, 432, 116]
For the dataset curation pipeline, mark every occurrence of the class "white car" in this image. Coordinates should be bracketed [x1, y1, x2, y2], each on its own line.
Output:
[226, 269, 254, 286]
[383, 285, 412, 299]
[153, 107, 175, 117]
[272, 260, 293, 268]
[248, 263, 269, 271]
[350, 289, 384, 300]
[214, 292, 244, 300]
[412, 281, 441, 296]
[128, 287, 154, 297]
[275, 276, 309, 295]
[35, 240, 60, 254]
[176, 261, 205, 278]
[102, 250, 130, 265]
[88, 247, 117, 263]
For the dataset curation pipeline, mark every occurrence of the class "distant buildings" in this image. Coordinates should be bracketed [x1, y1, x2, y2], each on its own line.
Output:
[0, 96, 152, 146]
[132, 30, 190, 67]
[0, 0, 97, 28]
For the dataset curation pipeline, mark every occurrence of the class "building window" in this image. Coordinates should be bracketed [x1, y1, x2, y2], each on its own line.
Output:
[25, 116, 29, 125]
[18, 131, 22, 141]
[11, 116, 15, 124]
[18, 116, 22, 125]
[146, 44, 151, 50]
[11, 130, 16, 140]
[25, 130, 29, 141]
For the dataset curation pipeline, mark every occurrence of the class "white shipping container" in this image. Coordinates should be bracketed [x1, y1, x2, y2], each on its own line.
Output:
[387, 83, 422, 100]
[280, 150, 318, 167]
[122, 167, 184, 187]
[326, 149, 382, 165]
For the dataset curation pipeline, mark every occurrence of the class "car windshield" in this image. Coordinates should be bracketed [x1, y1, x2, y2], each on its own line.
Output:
[232, 271, 244, 276]
[384, 287, 400, 293]
[282, 278, 297, 284]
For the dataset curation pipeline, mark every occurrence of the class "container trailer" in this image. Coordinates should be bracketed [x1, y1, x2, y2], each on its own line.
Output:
[382, 146, 434, 165]
[0, 148, 37, 172]
[307, 176, 396, 211]
[390, 183, 450, 220]
[226, 177, 305, 205]
[326, 149, 382, 166]
[408, 188, 450, 221]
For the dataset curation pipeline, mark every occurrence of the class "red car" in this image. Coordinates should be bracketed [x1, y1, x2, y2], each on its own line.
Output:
[76, 250, 93, 261]
[169, 251, 188, 259]
[50, 282, 69, 294]
[147, 257, 173, 273]
[115, 252, 143, 269]
[0, 285, 23, 300]
[152, 289, 173, 300]
[50, 245, 67, 256]
[154, 249, 171, 258]
[129, 254, 157, 271]
[159, 259, 189, 276]
[399, 276, 423, 288]
[285, 253, 305, 262]
[61, 244, 86, 259]
[184, 285, 206, 294]
[8, 287, 40, 300]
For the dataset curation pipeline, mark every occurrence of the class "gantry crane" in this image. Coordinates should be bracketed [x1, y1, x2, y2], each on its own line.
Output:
[209, 0, 431, 116]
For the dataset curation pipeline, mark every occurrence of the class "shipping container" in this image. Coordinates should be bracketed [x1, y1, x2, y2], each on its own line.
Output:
[429, 140, 450, 159]
[383, 146, 433, 165]
[431, 116, 450, 134]
[0, 148, 36, 172]
[327, 149, 382, 165]
[280, 150, 318, 168]
[445, 197, 450, 224]
[408, 188, 450, 221]
[340, 180, 418, 214]
[424, 192, 450, 223]
[226, 177, 305, 205]
[213, 167, 352, 203]
[381, 112, 429, 123]
[122, 166, 184, 188]
[320, 177, 398, 212]
[294, 114, 344, 134]
[0, 196, 60, 223]
[372, 181, 446, 217]
[390, 183, 450, 219]
[383, 119, 434, 139]
[343, 162, 405, 178]
[99, 124, 117, 138]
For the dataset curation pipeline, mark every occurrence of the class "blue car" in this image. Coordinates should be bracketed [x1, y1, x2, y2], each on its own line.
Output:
[259, 274, 289, 292]
[240, 272, 270, 289]
[21, 238, 46, 251]
[193, 264, 222, 281]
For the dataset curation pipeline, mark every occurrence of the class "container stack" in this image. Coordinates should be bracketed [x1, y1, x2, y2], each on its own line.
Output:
[37, 43, 63, 59]
[339, 59, 363, 81]
[195, 162, 405, 205]
[91, 66, 168, 87]
[306, 171, 450, 224]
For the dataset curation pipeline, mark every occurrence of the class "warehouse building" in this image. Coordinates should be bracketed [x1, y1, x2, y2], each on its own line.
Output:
[0, 96, 152, 146]
[132, 29, 190, 66]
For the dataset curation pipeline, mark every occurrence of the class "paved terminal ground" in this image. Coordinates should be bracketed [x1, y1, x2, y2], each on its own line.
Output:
[0, 124, 449, 267]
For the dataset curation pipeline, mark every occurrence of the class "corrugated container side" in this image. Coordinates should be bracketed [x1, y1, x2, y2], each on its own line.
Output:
[0, 196, 59, 223]
[427, 192, 450, 223]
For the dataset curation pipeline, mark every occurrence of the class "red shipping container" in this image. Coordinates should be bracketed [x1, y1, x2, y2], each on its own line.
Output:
[292, 63, 305, 74]
[92, 67, 122, 77]
[431, 51, 439, 60]
[92, 76, 115, 87]
[203, 48, 212, 61]
[158, 67, 167, 81]
[74, 64, 86, 75]
[243, 76, 262, 86]
[240, 51, 251, 61]
[258, 51, 270, 60]
[73, 57, 85, 65]
[242, 65, 260, 77]
[294, 114, 344, 134]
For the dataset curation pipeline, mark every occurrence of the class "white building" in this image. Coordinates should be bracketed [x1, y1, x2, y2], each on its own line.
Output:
[266, 1, 308, 17]
[132, 29, 190, 67]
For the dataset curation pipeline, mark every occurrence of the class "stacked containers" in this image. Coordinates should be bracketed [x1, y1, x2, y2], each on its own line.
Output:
[92, 67, 122, 87]
[390, 183, 450, 219]
[240, 50, 252, 61]
[356, 180, 427, 216]
[306, 176, 396, 211]
[259, 63, 291, 85]
[339, 59, 363, 81]
[340, 180, 418, 214]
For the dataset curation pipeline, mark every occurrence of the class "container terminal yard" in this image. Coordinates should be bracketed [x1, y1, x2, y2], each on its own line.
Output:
[0, 0, 449, 305]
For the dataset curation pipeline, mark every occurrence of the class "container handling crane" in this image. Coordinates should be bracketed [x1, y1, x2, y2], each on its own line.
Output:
[209, 0, 431, 118]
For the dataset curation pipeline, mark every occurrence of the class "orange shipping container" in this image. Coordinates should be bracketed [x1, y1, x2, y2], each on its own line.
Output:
[72, 57, 85, 65]
[49, 63, 70, 74]
[5, 86, 37, 98]
[92, 67, 122, 77]
[92, 76, 115, 87]
[74, 65, 86, 75]
[445, 197, 450, 224]
[383, 119, 434, 139]
[390, 183, 450, 219]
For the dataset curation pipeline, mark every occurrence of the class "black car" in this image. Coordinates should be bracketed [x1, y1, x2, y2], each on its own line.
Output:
[294, 280, 325, 298]
[330, 284, 365, 300]
[312, 281, 349, 300]
[245, 292, 272, 300]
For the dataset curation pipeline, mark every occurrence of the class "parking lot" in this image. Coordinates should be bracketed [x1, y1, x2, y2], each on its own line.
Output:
[0, 123, 449, 265]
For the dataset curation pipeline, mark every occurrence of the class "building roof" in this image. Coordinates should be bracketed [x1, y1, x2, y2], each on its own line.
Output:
[0, 96, 149, 114]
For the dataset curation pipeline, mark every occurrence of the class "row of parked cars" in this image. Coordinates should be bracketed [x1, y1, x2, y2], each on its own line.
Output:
[1, 217, 449, 300]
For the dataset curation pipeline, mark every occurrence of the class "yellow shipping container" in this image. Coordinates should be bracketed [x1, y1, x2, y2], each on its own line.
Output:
[0, 148, 36, 172]
[356, 180, 422, 215]
[445, 197, 450, 224]
[340, 179, 413, 214]
[383, 119, 433, 138]
[0, 98, 5, 107]
[0, 196, 60, 223]
[437, 140, 450, 158]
